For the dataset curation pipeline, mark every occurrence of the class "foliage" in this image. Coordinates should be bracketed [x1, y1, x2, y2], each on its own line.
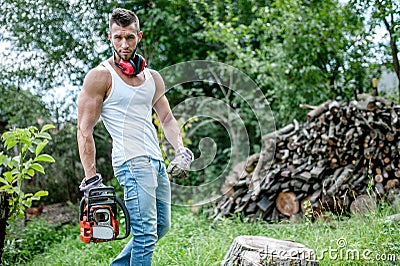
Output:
[0, 124, 55, 219]
[0, 0, 108, 91]
[349, 0, 400, 100]
[2, 219, 74, 266]
[194, 0, 380, 126]
[0, 86, 51, 131]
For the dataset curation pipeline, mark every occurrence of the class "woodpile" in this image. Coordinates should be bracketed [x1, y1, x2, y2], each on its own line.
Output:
[211, 94, 400, 222]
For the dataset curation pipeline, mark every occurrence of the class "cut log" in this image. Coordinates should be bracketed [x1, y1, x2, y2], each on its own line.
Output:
[385, 213, 400, 223]
[257, 196, 274, 213]
[307, 100, 332, 122]
[326, 167, 353, 196]
[246, 153, 260, 173]
[350, 195, 376, 215]
[220, 235, 319, 266]
[251, 149, 268, 199]
[276, 192, 299, 217]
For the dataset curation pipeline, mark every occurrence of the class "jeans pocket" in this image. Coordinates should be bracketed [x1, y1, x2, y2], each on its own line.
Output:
[131, 156, 152, 168]
[113, 165, 127, 186]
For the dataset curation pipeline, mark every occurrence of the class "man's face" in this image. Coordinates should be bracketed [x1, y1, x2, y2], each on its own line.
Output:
[108, 23, 142, 60]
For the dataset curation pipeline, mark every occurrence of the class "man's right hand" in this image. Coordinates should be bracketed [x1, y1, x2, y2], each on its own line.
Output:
[79, 173, 106, 198]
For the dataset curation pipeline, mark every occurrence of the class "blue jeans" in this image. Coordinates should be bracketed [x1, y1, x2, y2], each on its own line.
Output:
[110, 156, 171, 266]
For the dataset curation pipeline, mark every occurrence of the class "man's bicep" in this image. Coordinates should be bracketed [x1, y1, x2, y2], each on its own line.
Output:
[77, 72, 105, 130]
[78, 92, 102, 130]
[153, 95, 173, 124]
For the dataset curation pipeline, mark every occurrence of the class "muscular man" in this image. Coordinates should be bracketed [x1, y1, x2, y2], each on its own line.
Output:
[77, 8, 193, 266]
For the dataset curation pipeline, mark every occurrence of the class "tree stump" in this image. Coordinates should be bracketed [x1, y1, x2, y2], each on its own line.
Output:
[221, 235, 319, 266]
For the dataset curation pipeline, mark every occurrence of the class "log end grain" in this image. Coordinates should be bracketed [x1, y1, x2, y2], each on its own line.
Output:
[350, 195, 376, 215]
[276, 192, 299, 217]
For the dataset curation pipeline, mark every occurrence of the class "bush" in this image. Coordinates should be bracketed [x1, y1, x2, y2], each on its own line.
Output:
[2, 219, 74, 265]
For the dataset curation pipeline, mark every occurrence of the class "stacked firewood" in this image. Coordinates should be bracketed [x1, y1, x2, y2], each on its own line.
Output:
[211, 94, 400, 222]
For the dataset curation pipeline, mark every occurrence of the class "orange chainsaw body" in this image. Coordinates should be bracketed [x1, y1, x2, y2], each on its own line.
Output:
[79, 187, 129, 244]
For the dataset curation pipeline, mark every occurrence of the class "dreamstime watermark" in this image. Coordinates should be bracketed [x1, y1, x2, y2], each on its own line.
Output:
[264, 238, 399, 263]
[316, 237, 399, 262]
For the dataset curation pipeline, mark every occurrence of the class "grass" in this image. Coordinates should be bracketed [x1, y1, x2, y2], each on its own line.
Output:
[18, 203, 400, 266]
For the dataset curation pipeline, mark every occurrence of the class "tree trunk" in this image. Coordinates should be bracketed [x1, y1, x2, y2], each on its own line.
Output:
[382, 15, 400, 101]
[221, 235, 318, 266]
[0, 192, 10, 266]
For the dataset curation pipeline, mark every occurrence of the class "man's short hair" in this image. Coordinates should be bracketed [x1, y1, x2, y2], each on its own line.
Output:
[109, 8, 140, 32]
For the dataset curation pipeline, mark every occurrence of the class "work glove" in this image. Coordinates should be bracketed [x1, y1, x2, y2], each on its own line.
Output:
[167, 147, 194, 179]
[79, 173, 106, 198]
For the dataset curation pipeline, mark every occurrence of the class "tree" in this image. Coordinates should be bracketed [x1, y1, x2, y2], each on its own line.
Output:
[0, 124, 55, 264]
[349, 0, 400, 101]
[194, 0, 378, 126]
[0, 85, 51, 132]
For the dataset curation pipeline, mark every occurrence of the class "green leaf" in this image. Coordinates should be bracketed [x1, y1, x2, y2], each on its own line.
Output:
[30, 163, 45, 174]
[27, 145, 35, 154]
[16, 212, 25, 220]
[24, 197, 33, 208]
[37, 132, 52, 140]
[1, 156, 11, 166]
[4, 139, 17, 150]
[3, 172, 14, 183]
[26, 169, 35, 177]
[0, 177, 8, 185]
[34, 190, 49, 197]
[28, 126, 38, 133]
[35, 139, 49, 156]
[0, 184, 13, 191]
[40, 124, 55, 133]
[34, 154, 55, 163]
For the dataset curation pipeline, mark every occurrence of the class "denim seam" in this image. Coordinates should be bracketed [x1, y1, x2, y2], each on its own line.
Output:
[128, 163, 146, 264]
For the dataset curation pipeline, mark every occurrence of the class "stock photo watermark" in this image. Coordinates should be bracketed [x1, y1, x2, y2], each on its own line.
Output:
[264, 237, 399, 263]
[317, 237, 399, 262]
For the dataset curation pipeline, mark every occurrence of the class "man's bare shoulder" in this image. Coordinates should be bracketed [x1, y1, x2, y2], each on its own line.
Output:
[85, 63, 111, 83]
[82, 62, 112, 96]
[148, 68, 161, 78]
[148, 69, 165, 87]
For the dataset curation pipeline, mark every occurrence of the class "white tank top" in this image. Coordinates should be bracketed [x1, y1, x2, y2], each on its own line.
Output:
[100, 60, 163, 166]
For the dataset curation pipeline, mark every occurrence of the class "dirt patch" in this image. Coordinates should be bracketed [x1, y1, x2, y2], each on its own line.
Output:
[40, 203, 78, 225]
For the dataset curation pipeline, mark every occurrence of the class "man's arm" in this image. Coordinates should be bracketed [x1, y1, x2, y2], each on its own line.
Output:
[151, 69, 184, 150]
[77, 66, 110, 179]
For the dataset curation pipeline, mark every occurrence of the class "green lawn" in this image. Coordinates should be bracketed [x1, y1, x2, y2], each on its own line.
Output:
[7, 204, 400, 266]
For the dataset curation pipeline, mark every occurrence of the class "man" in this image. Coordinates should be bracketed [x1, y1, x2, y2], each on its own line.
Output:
[77, 8, 193, 266]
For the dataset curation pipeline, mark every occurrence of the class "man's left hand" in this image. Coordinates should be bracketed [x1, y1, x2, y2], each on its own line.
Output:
[79, 173, 106, 198]
[167, 147, 194, 179]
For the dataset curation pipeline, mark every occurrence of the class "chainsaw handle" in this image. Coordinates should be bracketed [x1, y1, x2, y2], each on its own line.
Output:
[79, 197, 86, 221]
[115, 196, 131, 240]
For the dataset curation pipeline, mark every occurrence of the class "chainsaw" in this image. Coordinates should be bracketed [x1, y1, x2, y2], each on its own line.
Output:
[79, 186, 130, 243]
